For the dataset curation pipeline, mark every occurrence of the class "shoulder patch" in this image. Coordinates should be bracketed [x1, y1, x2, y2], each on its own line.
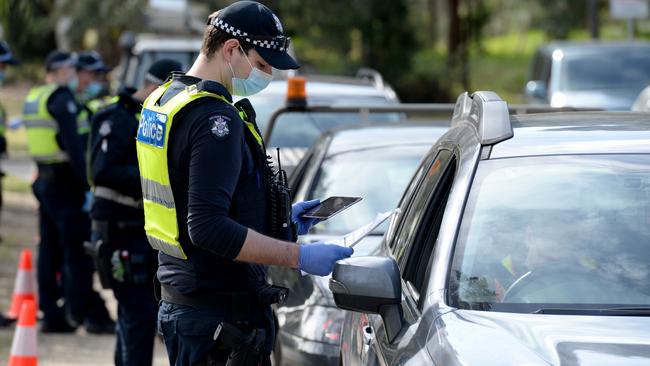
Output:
[209, 114, 231, 140]
[66, 101, 78, 114]
[99, 120, 112, 136]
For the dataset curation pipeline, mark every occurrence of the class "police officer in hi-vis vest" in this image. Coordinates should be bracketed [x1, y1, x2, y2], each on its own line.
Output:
[136, 2, 353, 364]
[88, 59, 183, 366]
[23, 50, 113, 333]
[0, 40, 19, 328]
[73, 51, 110, 145]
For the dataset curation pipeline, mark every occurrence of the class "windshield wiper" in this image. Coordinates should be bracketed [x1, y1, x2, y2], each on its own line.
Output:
[533, 307, 650, 316]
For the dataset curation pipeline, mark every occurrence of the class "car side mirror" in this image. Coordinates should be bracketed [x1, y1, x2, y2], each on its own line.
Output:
[329, 256, 403, 343]
[525, 80, 548, 100]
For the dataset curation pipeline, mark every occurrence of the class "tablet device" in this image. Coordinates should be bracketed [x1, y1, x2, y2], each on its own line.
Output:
[300, 196, 362, 220]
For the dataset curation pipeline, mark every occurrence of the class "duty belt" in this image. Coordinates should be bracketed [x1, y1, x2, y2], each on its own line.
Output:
[94, 186, 143, 209]
[161, 284, 288, 311]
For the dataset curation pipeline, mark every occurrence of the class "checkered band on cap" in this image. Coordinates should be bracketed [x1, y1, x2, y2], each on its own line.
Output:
[210, 17, 290, 52]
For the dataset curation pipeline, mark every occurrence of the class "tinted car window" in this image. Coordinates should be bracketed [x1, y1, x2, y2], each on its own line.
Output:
[449, 155, 650, 312]
[530, 51, 550, 83]
[391, 150, 453, 270]
[403, 156, 456, 295]
[307, 145, 428, 235]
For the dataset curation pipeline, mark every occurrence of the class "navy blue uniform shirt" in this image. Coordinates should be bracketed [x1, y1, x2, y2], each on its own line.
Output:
[89, 88, 143, 221]
[44, 87, 88, 190]
[156, 75, 268, 296]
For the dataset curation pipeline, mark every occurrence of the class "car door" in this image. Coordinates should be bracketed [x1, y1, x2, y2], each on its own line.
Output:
[356, 149, 457, 366]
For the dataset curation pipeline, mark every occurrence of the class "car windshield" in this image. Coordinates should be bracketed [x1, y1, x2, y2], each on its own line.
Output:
[129, 51, 197, 88]
[559, 49, 650, 92]
[449, 154, 650, 313]
[248, 93, 397, 136]
[307, 145, 427, 235]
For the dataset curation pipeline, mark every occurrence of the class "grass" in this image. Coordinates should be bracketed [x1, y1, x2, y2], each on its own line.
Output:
[410, 31, 543, 103]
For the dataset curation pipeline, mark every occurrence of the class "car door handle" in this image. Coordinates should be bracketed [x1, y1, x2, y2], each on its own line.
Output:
[363, 325, 375, 346]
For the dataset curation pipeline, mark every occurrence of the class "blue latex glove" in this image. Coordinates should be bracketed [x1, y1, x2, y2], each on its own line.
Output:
[292, 199, 321, 236]
[299, 242, 354, 276]
[82, 191, 93, 213]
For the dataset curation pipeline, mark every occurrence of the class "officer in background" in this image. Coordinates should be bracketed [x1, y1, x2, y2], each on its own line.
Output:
[0, 40, 18, 328]
[23, 50, 114, 333]
[136, 2, 353, 364]
[0, 41, 18, 240]
[88, 59, 183, 366]
[74, 51, 110, 143]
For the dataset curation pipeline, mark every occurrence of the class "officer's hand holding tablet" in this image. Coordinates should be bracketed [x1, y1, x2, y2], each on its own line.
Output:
[291, 197, 362, 276]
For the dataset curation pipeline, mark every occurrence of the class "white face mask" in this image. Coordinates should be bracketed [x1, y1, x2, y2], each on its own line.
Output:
[229, 46, 273, 97]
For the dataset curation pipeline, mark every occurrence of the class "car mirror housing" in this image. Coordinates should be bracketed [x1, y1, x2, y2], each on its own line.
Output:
[525, 80, 548, 100]
[329, 256, 404, 343]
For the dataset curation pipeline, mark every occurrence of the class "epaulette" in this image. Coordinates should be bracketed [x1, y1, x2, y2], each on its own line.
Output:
[195, 80, 233, 103]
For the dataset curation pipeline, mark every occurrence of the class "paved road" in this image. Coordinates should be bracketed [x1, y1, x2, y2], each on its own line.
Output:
[3, 156, 35, 182]
[0, 185, 169, 365]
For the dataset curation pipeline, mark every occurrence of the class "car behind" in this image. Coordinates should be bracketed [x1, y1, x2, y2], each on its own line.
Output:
[268, 124, 447, 366]
[525, 41, 650, 110]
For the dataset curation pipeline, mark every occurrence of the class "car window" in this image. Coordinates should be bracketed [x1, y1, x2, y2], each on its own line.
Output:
[530, 51, 545, 81]
[402, 156, 456, 297]
[391, 150, 453, 271]
[129, 51, 197, 88]
[267, 110, 401, 149]
[559, 49, 650, 92]
[307, 145, 428, 235]
[449, 154, 650, 313]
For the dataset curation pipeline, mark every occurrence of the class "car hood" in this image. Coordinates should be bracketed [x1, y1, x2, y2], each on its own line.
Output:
[553, 89, 639, 110]
[433, 309, 650, 365]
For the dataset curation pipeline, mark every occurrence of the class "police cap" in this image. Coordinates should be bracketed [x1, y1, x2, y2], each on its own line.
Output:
[145, 59, 184, 85]
[0, 41, 19, 65]
[76, 51, 109, 73]
[45, 50, 77, 71]
[208, 1, 299, 70]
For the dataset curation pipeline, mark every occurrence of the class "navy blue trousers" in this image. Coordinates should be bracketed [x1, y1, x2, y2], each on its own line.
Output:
[158, 299, 275, 366]
[33, 177, 111, 325]
[99, 227, 158, 366]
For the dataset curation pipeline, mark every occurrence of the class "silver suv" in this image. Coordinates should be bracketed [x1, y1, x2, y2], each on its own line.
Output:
[331, 92, 650, 365]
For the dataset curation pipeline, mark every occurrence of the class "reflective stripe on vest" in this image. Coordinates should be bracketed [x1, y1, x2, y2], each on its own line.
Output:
[136, 82, 264, 259]
[94, 186, 143, 209]
[22, 84, 69, 164]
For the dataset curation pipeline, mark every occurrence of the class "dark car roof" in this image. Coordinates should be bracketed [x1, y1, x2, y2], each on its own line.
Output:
[537, 41, 650, 55]
[490, 112, 650, 159]
[324, 124, 447, 156]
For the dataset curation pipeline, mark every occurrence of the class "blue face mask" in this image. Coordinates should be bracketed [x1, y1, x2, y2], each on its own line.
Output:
[83, 82, 103, 100]
[67, 77, 79, 92]
[229, 47, 273, 97]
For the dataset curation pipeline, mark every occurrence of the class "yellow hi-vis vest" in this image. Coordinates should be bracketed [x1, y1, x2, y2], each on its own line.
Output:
[136, 81, 262, 259]
[22, 84, 69, 163]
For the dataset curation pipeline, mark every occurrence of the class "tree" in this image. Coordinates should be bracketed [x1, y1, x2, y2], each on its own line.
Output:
[446, 0, 491, 91]
[0, 0, 57, 61]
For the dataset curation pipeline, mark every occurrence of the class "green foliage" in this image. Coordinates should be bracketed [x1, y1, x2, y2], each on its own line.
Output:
[531, 0, 606, 40]
[56, 0, 146, 65]
[0, 0, 56, 61]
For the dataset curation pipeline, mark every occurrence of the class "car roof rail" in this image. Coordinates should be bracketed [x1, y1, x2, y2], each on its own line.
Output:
[452, 91, 513, 145]
[355, 67, 385, 90]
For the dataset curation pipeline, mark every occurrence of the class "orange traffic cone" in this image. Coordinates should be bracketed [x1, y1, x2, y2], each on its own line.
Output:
[7, 249, 37, 319]
[8, 299, 38, 366]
